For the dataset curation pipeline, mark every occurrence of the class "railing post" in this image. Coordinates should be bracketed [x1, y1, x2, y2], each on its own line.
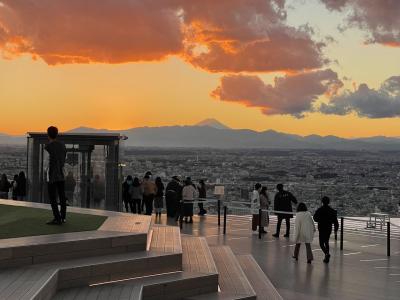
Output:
[258, 209, 262, 239]
[223, 206, 227, 235]
[340, 217, 344, 251]
[218, 199, 221, 226]
[387, 222, 390, 257]
[179, 201, 183, 229]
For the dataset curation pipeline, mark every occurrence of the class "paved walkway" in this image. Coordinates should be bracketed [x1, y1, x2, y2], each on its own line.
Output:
[155, 214, 400, 300]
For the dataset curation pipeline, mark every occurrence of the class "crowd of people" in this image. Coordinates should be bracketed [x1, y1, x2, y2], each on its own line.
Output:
[251, 182, 339, 264]
[0, 171, 27, 200]
[122, 173, 207, 223]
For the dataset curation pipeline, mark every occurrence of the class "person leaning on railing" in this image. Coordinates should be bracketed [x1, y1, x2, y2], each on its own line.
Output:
[273, 184, 298, 238]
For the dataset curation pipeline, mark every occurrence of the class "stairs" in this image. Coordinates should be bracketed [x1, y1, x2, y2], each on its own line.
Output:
[0, 215, 281, 300]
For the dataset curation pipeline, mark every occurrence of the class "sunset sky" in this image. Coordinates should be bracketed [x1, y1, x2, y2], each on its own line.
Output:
[0, 0, 399, 137]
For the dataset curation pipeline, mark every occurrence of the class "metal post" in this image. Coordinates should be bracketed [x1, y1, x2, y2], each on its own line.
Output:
[179, 201, 183, 229]
[218, 199, 221, 226]
[340, 217, 344, 251]
[223, 206, 227, 235]
[387, 222, 390, 257]
[258, 208, 262, 239]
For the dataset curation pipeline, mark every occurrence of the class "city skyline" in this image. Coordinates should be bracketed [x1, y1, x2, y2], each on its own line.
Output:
[0, 0, 399, 137]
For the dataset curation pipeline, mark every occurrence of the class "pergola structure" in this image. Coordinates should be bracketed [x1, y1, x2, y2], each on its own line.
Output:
[26, 132, 125, 211]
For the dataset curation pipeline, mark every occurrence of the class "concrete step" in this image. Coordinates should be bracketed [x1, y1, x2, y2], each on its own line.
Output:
[236, 255, 283, 300]
[53, 235, 218, 300]
[0, 248, 182, 299]
[0, 230, 148, 268]
[205, 246, 256, 300]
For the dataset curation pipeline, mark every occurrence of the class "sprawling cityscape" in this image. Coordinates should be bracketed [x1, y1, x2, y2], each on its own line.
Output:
[2, 144, 399, 216]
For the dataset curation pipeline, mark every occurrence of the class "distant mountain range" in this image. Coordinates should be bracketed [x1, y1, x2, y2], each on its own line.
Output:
[2, 119, 400, 150]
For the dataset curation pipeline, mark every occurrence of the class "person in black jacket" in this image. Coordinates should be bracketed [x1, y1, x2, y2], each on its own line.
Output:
[0, 174, 11, 199]
[16, 171, 27, 201]
[165, 176, 182, 218]
[45, 126, 67, 225]
[197, 179, 207, 216]
[272, 184, 297, 238]
[313, 196, 339, 263]
[122, 175, 134, 213]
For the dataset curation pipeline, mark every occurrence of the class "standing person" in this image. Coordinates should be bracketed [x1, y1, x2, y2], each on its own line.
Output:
[166, 176, 181, 217]
[259, 186, 271, 234]
[131, 177, 142, 214]
[251, 183, 262, 231]
[64, 171, 76, 206]
[45, 126, 67, 225]
[273, 183, 298, 238]
[11, 174, 19, 200]
[182, 177, 197, 223]
[122, 175, 134, 213]
[293, 203, 315, 264]
[313, 196, 339, 263]
[0, 174, 10, 199]
[197, 179, 207, 216]
[154, 177, 164, 217]
[92, 175, 105, 209]
[142, 174, 156, 215]
[16, 171, 27, 201]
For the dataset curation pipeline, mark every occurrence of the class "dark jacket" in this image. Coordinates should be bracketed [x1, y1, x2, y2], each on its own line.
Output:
[166, 180, 182, 201]
[313, 205, 339, 233]
[45, 140, 66, 183]
[273, 191, 297, 218]
[0, 179, 10, 193]
[122, 181, 131, 202]
[198, 185, 206, 198]
[15, 177, 26, 197]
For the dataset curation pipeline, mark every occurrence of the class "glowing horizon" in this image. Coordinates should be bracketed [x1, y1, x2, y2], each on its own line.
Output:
[0, 0, 399, 138]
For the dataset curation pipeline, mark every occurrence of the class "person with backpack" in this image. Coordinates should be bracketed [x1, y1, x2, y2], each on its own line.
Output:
[313, 196, 339, 263]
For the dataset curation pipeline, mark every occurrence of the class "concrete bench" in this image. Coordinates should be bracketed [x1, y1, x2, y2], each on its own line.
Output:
[237, 255, 283, 300]
[0, 230, 148, 268]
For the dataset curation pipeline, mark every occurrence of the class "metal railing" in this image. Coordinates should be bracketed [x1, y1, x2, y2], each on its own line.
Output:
[221, 206, 398, 257]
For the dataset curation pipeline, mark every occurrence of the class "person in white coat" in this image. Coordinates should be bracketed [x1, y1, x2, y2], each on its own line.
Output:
[293, 203, 315, 264]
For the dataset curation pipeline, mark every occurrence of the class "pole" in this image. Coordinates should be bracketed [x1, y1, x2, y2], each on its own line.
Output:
[340, 217, 344, 251]
[258, 208, 262, 239]
[387, 222, 390, 257]
[223, 206, 227, 235]
[179, 201, 183, 229]
[218, 199, 221, 226]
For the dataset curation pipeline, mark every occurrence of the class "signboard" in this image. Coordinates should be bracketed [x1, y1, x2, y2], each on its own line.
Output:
[214, 185, 225, 196]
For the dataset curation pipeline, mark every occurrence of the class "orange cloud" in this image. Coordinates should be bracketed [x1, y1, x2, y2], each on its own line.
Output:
[211, 69, 343, 117]
[0, 0, 326, 73]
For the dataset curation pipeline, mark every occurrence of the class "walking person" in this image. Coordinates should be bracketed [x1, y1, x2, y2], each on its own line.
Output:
[259, 186, 271, 234]
[273, 184, 298, 238]
[166, 176, 181, 218]
[142, 173, 156, 215]
[154, 177, 164, 217]
[313, 196, 339, 263]
[11, 174, 18, 200]
[0, 174, 10, 199]
[293, 203, 315, 264]
[182, 177, 197, 223]
[122, 175, 134, 213]
[131, 177, 142, 214]
[16, 171, 27, 201]
[197, 179, 207, 216]
[251, 183, 262, 231]
[45, 126, 67, 225]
